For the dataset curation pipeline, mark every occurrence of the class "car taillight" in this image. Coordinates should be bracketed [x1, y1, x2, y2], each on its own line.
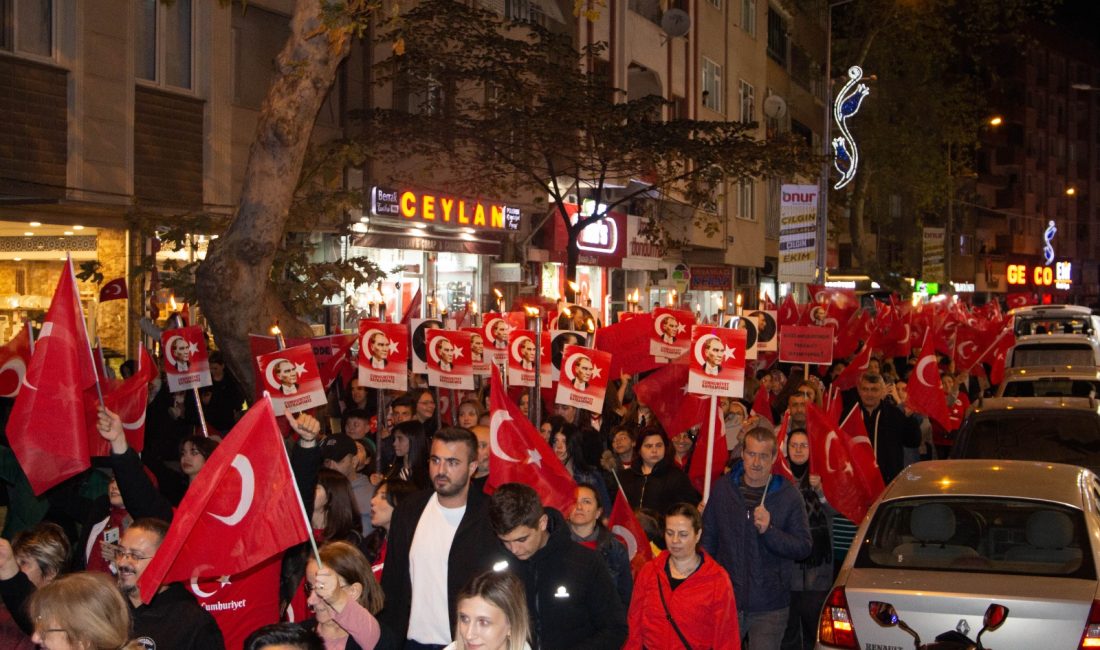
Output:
[819, 586, 859, 649]
[1080, 599, 1100, 649]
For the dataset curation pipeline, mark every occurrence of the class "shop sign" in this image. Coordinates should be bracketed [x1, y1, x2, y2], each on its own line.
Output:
[624, 214, 662, 270]
[350, 233, 501, 256]
[922, 227, 945, 283]
[548, 203, 626, 267]
[1005, 260, 1072, 290]
[370, 186, 520, 231]
[778, 184, 818, 284]
[689, 266, 731, 291]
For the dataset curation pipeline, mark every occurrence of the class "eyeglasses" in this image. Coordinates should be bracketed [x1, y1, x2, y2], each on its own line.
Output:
[304, 582, 351, 595]
[788, 442, 809, 450]
[108, 544, 152, 562]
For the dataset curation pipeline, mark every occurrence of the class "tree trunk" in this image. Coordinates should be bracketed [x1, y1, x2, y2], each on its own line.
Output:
[195, 0, 351, 398]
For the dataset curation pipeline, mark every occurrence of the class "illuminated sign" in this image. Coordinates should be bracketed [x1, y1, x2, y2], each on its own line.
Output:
[1006, 261, 1073, 289]
[571, 200, 619, 254]
[370, 186, 520, 231]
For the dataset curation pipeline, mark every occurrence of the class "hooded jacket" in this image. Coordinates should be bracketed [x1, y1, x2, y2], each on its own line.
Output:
[618, 458, 701, 514]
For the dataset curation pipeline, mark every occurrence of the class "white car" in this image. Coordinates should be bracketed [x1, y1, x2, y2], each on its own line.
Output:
[995, 366, 1100, 398]
[817, 460, 1100, 649]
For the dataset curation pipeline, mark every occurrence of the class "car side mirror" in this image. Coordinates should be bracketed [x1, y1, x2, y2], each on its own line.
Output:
[869, 601, 899, 627]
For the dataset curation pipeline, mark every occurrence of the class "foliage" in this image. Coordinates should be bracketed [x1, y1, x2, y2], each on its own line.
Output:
[349, 0, 815, 281]
[829, 0, 1055, 276]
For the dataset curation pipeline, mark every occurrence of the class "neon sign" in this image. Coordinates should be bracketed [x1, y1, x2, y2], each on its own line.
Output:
[1043, 220, 1057, 266]
[832, 66, 871, 190]
[370, 186, 520, 231]
[1006, 261, 1072, 288]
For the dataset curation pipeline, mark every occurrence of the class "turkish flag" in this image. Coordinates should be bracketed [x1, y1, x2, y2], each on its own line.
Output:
[688, 397, 728, 500]
[315, 333, 357, 388]
[487, 371, 577, 515]
[984, 329, 1016, 386]
[954, 326, 993, 374]
[771, 413, 795, 483]
[6, 259, 99, 495]
[633, 353, 707, 436]
[98, 277, 128, 302]
[608, 488, 654, 577]
[834, 310, 870, 360]
[87, 345, 158, 456]
[1006, 292, 1036, 309]
[0, 325, 33, 398]
[401, 288, 423, 325]
[594, 313, 662, 377]
[906, 334, 951, 429]
[190, 555, 283, 650]
[831, 342, 873, 392]
[751, 384, 775, 424]
[778, 294, 802, 328]
[137, 396, 310, 604]
[838, 406, 886, 500]
[805, 404, 871, 525]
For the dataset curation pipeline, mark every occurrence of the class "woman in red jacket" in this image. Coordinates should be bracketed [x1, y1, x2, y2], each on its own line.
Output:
[625, 503, 741, 650]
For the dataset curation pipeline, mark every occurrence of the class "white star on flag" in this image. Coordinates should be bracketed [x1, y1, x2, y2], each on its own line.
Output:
[526, 448, 542, 467]
[592, 366, 602, 379]
[453, 346, 464, 359]
[675, 321, 686, 334]
[723, 346, 737, 361]
[294, 362, 308, 377]
[217, 575, 232, 587]
[188, 342, 200, 355]
[388, 339, 399, 354]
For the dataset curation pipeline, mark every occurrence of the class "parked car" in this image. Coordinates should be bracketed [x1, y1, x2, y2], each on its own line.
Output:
[995, 366, 1100, 398]
[949, 396, 1100, 473]
[1007, 333, 1100, 368]
[817, 460, 1100, 649]
[1009, 304, 1100, 338]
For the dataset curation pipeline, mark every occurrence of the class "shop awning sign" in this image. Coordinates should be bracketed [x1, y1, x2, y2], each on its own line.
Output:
[370, 186, 520, 231]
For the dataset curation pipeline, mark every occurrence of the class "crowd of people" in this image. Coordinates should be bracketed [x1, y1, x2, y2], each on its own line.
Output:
[0, 312, 991, 650]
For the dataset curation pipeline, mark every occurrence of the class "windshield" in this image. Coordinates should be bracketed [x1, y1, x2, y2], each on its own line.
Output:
[1011, 343, 1095, 367]
[1001, 378, 1100, 398]
[953, 411, 1100, 470]
[856, 497, 1094, 578]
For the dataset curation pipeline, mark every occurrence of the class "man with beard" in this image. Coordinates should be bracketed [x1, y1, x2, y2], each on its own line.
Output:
[116, 518, 225, 649]
[379, 427, 503, 649]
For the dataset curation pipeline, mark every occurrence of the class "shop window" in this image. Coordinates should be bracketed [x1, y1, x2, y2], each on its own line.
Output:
[0, 0, 52, 58]
[738, 179, 755, 221]
[135, 0, 193, 90]
[702, 58, 722, 113]
[741, 0, 755, 36]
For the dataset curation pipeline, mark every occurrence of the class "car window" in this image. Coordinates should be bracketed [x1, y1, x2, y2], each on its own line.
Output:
[1014, 317, 1093, 337]
[857, 497, 1094, 579]
[1001, 378, 1100, 398]
[954, 411, 1100, 471]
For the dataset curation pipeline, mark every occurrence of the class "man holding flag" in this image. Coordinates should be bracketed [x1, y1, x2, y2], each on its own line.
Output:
[701, 427, 810, 650]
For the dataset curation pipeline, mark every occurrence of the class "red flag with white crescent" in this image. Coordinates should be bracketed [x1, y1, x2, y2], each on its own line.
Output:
[487, 371, 577, 516]
[806, 404, 871, 525]
[838, 406, 886, 500]
[905, 333, 951, 429]
[771, 413, 795, 483]
[136, 397, 310, 604]
[608, 488, 653, 577]
[98, 277, 128, 303]
[0, 325, 32, 398]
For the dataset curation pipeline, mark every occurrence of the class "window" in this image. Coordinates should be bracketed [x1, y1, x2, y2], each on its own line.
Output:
[738, 80, 754, 123]
[741, 0, 755, 36]
[702, 58, 722, 113]
[738, 180, 755, 220]
[135, 0, 193, 90]
[232, 5, 290, 110]
[0, 0, 52, 57]
[766, 6, 788, 67]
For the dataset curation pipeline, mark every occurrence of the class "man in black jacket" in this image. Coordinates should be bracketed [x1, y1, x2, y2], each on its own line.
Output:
[849, 372, 922, 483]
[489, 483, 628, 650]
[379, 427, 502, 649]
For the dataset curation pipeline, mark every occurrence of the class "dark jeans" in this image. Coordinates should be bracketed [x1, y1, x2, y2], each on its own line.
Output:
[780, 590, 829, 650]
[739, 607, 789, 650]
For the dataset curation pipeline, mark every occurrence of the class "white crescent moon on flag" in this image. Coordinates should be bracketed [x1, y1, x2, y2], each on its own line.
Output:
[611, 525, 639, 559]
[489, 410, 522, 463]
[0, 357, 26, 398]
[915, 355, 939, 387]
[694, 334, 720, 366]
[265, 358, 290, 390]
[510, 335, 531, 363]
[208, 455, 255, 526]
[958, 340, 977, 359]
[121, 408, 147, 431]
[428, 335, 445, 364]
[484, 317, 503, 339]
[563, 351, 589, 381]
[824, 430, 839, 473]
[164, 335, 185, 370]
[189, 567, 219, 599]
[653, 314, 673, 337]
[361, 329, 385, 355]
[103, 283, 121, 298]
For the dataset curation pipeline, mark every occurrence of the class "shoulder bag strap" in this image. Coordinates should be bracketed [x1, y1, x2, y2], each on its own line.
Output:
[656, 571, 693, 650]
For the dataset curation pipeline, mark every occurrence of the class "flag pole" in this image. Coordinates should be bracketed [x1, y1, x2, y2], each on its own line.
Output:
[702, 394, 718, 505]
[273, 394, 323, 567]
[69, 254, 105, 407]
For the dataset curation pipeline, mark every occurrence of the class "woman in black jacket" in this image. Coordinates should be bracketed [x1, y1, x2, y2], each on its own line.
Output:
[615, 428, 701, 515]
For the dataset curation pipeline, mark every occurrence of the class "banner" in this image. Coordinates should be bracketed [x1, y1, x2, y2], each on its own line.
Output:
[255, 344, 326, 415]
[426, 329, 474, 390]
[778, 325, 834, 365]
[779, 184, 819, 284]
[410, 318, 444, 373]
[649, 307, 694, 360]
[687, 326, 747, 397]
[923, 226, 945, 283]
[554, 345, 612, 413]
[357, 321, 408, 391]
[161, 326, 212, 393]
[745, 309, 778, 352]
[462, 327, 491, 376]
[507, 329, 551, 387]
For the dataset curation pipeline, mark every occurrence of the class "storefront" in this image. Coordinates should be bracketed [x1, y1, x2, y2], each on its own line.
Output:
[541, 202, 626, 325]
[348, 186, 521, 324]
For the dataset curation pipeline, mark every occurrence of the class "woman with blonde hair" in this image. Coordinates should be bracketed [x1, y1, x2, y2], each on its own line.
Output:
[27, 571, 139, 650]
[446, 570, 531, 650]
[304, 541, 388, 649]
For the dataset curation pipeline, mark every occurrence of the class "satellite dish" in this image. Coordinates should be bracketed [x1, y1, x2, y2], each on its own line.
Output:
[763, 95, 788, 119]
[661, 9, 690, 38]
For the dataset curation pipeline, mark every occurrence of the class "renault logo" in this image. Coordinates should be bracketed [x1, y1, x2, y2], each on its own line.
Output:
[956, 619, 971, 636]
